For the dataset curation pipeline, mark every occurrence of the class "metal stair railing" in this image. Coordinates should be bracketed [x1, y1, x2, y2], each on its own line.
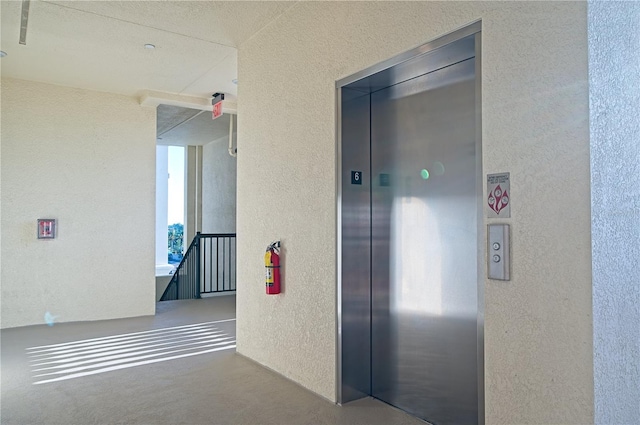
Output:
[160, 232, 236, 301]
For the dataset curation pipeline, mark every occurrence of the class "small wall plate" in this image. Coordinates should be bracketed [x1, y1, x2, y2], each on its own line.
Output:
[37, 219, 56, 239]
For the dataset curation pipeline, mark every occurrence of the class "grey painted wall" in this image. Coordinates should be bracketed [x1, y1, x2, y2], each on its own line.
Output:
[589, 2, 640, 424]
[202, 134, 237, 233]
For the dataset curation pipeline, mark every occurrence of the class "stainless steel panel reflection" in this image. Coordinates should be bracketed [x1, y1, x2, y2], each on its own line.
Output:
[371, 56, 478, 425]
[347, 35, 476, 95]
[474, 32, 485, 425]
[336, 22, 481, 88]
[340, 88, 371, 403]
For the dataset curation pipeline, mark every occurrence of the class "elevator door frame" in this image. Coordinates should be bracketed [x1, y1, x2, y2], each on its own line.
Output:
[336, 21, 484, 424]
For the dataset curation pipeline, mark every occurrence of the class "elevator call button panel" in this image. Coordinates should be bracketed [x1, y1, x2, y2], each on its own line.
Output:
[488, 224, 510, 280]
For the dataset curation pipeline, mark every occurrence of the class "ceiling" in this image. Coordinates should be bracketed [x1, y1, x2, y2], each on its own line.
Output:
[157, 104, 232, 146]
[0, 0, 293, 145]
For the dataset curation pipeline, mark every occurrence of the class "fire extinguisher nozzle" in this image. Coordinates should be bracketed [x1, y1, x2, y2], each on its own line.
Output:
[267, 240, 281, 251]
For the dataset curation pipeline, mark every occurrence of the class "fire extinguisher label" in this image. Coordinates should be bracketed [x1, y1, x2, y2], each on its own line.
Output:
[265, 251, 274, 287]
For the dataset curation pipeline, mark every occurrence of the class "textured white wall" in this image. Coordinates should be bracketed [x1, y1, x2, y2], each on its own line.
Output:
[1, 78, 156, 328]
[589, 2, 640, 424]
[156, 145, 169, 270]
[202, 135, 237, 233]
[237, 2, 593, 422]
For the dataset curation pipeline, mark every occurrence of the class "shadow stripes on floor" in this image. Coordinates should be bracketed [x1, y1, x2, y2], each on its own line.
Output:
[26, 319, 236, 385]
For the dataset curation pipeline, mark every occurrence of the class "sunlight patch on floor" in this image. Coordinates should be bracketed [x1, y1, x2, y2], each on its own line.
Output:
[27, 319, 236, 385]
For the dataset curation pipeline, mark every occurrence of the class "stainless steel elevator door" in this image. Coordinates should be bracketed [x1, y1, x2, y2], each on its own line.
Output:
[370, 57, 478, 424]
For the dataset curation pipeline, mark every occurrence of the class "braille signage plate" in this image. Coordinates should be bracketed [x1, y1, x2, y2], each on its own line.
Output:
[351, 171, 362, 185]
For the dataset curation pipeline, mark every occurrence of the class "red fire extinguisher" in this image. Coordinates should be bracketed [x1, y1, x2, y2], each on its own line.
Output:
[265, 241, 281, 295]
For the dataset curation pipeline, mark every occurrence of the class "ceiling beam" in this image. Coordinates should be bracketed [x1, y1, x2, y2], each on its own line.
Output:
[139, 90, 237, 114]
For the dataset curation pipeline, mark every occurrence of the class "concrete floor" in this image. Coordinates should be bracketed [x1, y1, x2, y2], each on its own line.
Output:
[1, 296, 424, 425]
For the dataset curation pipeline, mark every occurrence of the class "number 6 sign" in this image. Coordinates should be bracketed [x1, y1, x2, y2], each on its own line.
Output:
[351, 171, 362, 185]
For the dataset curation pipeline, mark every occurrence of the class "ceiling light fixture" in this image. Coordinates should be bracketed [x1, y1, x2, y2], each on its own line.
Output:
[0, 51, 7, 58]
[144, 44, 155, 49]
